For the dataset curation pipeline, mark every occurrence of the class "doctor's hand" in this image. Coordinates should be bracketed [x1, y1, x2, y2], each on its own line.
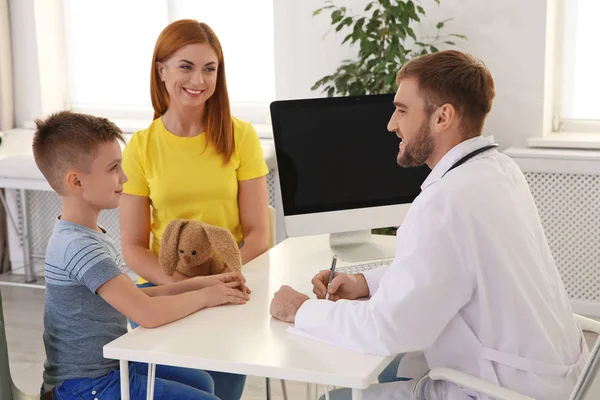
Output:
[312, 271, 369, 301]
[270, 285, 310, 323]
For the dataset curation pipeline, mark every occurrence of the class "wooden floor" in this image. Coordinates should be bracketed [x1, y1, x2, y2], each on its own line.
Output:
[0, 283, 311, 399]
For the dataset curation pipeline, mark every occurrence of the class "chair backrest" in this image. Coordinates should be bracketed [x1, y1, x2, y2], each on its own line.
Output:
[268, 206, 276, 249]
[569, 315, 600, 400]
[570, 336, 600, 400]
[0, 289, 14, 400]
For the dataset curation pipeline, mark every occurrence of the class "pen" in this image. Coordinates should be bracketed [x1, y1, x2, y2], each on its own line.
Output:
[325, 255, 338, 300]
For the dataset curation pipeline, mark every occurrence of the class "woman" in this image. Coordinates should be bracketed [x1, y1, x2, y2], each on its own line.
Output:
[120, 19, 270, 400]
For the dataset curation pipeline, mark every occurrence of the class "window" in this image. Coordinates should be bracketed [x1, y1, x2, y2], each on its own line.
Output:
[556, 0, 600, 133]
[62, 0, 275, 129]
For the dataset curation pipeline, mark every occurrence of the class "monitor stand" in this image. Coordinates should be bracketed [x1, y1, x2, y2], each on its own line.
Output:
[329, 230, 396, 263]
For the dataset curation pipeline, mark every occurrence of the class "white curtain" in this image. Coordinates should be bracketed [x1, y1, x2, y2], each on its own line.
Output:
[0, 0, 14, 130]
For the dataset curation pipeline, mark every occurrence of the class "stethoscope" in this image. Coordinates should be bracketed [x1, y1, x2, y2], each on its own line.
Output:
[442, 144, 499, 178]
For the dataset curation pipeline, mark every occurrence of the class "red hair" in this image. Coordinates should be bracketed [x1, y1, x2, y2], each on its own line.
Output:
[150, 20, 234, 162]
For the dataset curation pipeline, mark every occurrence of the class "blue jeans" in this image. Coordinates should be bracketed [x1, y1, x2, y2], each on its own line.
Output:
[131, 281, 247, 400]
[51, 362, 216, 399]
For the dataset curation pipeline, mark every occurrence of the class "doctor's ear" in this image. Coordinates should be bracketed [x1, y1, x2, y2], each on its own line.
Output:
[432, 103, 456, 132]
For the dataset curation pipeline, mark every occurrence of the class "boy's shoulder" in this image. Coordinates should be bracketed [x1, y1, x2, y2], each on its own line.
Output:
[48, 220, 105, 252]
[45, 219, 123, 287]
[47, 219, 117, 267]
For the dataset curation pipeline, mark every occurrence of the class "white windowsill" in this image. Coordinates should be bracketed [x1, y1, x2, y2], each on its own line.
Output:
[506, 146, 600, 160]
[527, 132, 600, 150]
[1, 127, 277, 173]
[23, 119, 274, 139]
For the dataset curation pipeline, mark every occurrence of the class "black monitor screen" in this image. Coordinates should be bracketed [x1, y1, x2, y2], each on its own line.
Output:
[270, 94, 431, 216]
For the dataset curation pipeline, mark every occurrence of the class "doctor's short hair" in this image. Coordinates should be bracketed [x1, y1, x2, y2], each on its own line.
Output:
[396, 50, 495, 137]
[32, 111, 125, 194]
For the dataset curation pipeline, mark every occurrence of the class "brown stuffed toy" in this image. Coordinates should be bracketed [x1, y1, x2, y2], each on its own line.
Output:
[159, 219, 242, 278]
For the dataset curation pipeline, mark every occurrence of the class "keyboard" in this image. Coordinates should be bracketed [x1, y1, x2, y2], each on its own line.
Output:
[337, 259, 393, 275]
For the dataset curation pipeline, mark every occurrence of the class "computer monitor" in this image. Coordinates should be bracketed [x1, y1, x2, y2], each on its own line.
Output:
[270, 93, 431, 262]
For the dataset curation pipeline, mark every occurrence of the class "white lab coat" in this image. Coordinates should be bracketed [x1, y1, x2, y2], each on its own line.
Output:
[295, 135, 588, 400]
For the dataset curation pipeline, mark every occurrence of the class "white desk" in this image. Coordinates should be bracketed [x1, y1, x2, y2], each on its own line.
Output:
[104, 235, 396, 400]
[0, 130, 50, 283]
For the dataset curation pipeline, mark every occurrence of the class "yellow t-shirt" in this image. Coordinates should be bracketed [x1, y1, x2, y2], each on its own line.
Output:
[122, 116, 269, 284]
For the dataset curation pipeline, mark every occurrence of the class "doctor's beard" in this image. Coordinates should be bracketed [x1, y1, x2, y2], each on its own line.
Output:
[397, 119, 435, 168]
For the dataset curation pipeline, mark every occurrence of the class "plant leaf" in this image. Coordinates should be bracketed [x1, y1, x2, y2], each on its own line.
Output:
[444, 41, 456, 45]
[313, 8, 323, 17]
[430, 45, 439, 53]
[417, 5, 425, 14]
[436, 18, 454, 30]
[364, 1, 375, 12]
[331, 9, 343, 24]
[355, 17, 365, 29]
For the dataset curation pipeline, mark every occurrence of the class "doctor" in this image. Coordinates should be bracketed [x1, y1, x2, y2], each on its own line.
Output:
[270, 50, 587, 400]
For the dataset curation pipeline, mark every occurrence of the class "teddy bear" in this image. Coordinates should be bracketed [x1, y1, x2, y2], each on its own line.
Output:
[159, 219, 242, 278]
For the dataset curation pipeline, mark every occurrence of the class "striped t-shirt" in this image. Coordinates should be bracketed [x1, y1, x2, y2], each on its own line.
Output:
[42, 218, 127, 387]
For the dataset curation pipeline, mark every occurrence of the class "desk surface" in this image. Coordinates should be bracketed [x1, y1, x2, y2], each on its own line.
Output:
[104, 235, 395, 389]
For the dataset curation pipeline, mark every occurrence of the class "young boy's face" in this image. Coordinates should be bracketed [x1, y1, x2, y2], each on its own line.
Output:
[78, 139, 128, 210]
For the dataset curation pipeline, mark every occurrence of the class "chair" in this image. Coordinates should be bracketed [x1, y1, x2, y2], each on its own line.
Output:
[265, 206, 289, 400]
[0, 289, 40, 399]
[426, 314, 600, 400]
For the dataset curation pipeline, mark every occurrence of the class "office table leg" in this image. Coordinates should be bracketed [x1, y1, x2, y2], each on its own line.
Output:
[120, 360, 130, 400]
[307, 383, 317, 400]
[351, 388, 363, 400]
[266, 377, 272, 400]
[147, 363, 156, 399]
[281, 379, 289, 400]
[18, 189, 35, 283]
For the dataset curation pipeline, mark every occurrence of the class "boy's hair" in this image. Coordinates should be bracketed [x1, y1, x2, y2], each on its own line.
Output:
[396, 50, 495, 138]
[32, 111, 125, 194]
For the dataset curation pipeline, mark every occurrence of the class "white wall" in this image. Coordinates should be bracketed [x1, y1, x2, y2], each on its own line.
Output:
[273, 0, 369, 101]
[9, 0, 551, 149]
[273, 0, 550, 150]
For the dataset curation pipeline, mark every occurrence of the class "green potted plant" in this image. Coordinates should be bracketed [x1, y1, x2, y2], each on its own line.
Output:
[312, 0, 465, 235]
[312, 0, 465, 97]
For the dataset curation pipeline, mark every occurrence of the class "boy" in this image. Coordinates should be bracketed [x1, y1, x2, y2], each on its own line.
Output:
[33, 111, 250, 399]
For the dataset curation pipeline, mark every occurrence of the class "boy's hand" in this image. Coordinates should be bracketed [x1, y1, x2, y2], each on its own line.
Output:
[171, 271, 188, 283]
[199, 282, 250, 308]
[194, 272, 251, 294]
